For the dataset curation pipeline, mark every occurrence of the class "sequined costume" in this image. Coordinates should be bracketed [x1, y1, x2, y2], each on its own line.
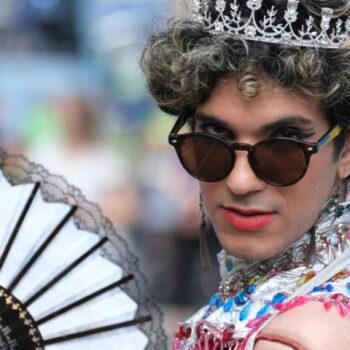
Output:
[173, 190, 350, 349]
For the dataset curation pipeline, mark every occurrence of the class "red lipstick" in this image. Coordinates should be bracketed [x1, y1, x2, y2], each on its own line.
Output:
[221, 206, 276, 231]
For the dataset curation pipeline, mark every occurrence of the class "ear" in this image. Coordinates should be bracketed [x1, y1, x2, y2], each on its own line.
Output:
[337, 130, 350, 179]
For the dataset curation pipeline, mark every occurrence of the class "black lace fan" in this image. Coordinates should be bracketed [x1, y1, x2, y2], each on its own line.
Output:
[0, 150, 166, 350]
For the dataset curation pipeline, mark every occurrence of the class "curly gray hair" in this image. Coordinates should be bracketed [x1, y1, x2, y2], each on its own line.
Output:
[141, 0, 350, 134]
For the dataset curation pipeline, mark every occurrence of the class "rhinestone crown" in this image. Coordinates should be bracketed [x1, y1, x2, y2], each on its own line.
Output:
[191, 0, 350, 49]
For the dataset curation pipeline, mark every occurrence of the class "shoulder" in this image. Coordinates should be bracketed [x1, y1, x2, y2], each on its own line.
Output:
[254, 300, 350, 350]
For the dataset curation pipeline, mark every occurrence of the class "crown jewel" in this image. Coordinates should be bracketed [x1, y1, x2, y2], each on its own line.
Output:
[192, 0, 350, 49]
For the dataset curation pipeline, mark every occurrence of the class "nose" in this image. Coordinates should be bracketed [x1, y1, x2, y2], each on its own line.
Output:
[225, 151, 266, 195]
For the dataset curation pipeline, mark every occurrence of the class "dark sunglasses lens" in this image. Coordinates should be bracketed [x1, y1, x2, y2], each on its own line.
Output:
[252, 139, 308, 186]
[178, 135, 233, 181]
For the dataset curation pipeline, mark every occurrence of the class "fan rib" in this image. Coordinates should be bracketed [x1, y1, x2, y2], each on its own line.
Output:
[7, 205, 78, 293]
[36, 273, 134, 325]
[0, 182, 40, 271]
[23, 236, 109, 307]
[42, 315, 152, 345]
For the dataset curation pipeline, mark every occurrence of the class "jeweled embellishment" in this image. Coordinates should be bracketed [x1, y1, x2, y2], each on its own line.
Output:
[194, 322, 245, 349]
[215, 0, 226, 12]
[176, 323, 192, 340]
[239, 300, 253, 321]
[333, 269, 349, 280]
[247, 0, 262, 10]
[284, 0, 298, 22]
[192, 0, 350, 48]
[223, 297, 235, 312]
[209, 294, 223, 308]
[222, 325, 235, 342]
[244, 25, 256, 37]
[225, 258, 234, 272]
[237, 293, 251, 309]
[173, 320, 248, 349]
[256, 303, 271, 318]
[297, 269, 316, 286]
[271, 292, 286, 306]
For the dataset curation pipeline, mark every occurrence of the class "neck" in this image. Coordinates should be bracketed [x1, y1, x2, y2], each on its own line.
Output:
[217, 185, 349, 301]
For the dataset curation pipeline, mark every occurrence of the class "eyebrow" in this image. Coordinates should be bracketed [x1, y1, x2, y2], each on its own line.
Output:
[194, 113, 232, 130]
[194, 113, 314, 132]
[261, 116, 314, 133]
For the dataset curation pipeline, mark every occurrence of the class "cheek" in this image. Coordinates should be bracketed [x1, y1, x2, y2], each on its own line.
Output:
[306, 151, 338, 193]
[283, 151, 338, 228]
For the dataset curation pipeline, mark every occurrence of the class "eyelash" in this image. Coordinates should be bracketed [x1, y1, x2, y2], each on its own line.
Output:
[195, 122, 314, 142]
[272, 128, 315, 140]
[196, 122, 231, 137]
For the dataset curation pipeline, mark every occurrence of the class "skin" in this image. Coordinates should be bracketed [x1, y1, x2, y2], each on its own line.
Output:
[197, 78, 350, 261]
[255, 301, 350, 349]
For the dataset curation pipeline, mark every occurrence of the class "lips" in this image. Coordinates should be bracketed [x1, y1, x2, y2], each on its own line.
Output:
[221, 206, 277, 231]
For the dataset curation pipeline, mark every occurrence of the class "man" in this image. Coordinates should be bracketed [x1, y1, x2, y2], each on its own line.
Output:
[142, 0, 350, 348]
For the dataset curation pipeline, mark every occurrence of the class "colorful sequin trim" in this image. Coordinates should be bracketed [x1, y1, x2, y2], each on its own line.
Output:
[173, 293, 350, 350]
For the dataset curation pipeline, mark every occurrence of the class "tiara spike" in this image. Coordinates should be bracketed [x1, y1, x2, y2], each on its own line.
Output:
[192, 0, 350, 49]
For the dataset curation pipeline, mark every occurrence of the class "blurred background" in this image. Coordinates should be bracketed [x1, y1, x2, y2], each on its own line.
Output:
[0, 0, 221, 347]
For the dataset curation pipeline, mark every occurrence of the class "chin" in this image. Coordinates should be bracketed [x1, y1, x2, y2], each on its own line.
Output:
[223, 244, 283, 261]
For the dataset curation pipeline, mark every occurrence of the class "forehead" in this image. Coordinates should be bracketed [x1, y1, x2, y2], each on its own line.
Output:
[195, 78, 328, 132]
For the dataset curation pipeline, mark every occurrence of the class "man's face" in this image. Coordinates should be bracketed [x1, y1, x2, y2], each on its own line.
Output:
[197, 78, 341, 260]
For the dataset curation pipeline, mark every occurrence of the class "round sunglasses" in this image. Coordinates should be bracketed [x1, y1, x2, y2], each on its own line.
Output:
[168, 114, 343, 186]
